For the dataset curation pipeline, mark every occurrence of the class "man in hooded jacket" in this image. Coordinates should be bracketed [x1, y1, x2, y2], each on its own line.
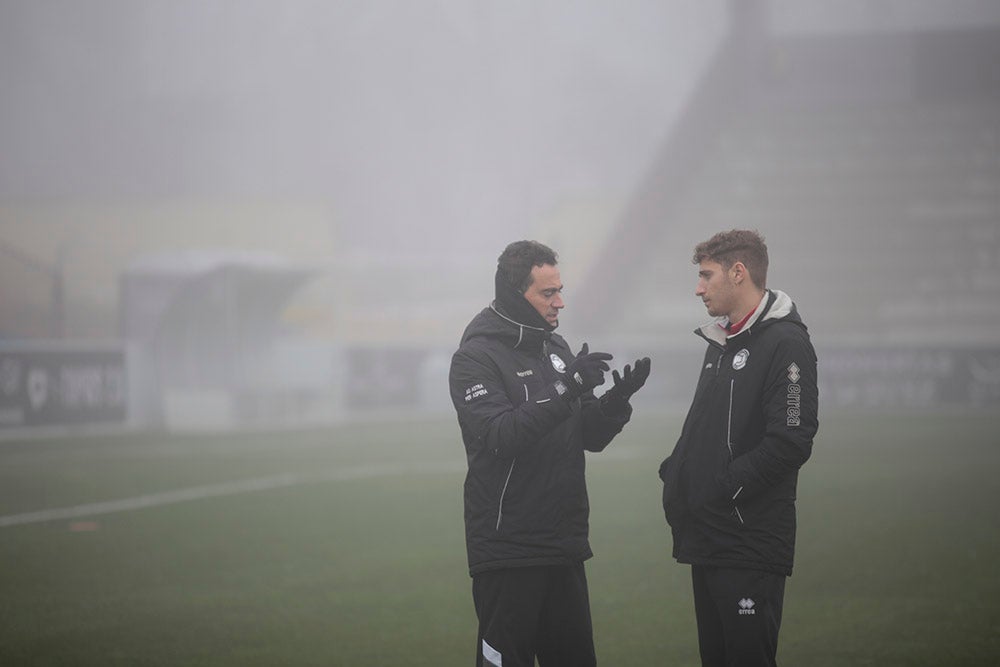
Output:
[659, 229, 818, 667]
[450, 240, 651, 667]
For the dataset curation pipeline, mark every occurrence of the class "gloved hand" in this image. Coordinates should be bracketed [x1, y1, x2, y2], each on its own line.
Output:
[560, 343, 613, 400]
[602, 357, 651, 406]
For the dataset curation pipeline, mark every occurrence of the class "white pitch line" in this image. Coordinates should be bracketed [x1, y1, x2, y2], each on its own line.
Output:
[0, 459, 466, 529]
[0, 447, 642, 529]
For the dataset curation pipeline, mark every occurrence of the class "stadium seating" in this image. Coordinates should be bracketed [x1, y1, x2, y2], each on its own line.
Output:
[588, 28, 1000, 347]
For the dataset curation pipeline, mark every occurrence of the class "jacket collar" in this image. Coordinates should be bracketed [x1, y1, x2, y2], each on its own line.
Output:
[696, 289, 794, 346]
[489, 302, 551, 351]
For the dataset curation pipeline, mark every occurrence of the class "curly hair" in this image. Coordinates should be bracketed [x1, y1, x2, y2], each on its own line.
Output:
[693, 229, 769, 288]
[497, 240, 559, 293]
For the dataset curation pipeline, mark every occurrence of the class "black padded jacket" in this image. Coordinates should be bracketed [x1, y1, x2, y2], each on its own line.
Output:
[450, 304, 630, 576]
[659, 290, 819, 576]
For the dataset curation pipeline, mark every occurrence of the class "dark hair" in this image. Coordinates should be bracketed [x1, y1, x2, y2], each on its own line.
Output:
[497, 240, 558, 293]
[693, 229, 769, 288]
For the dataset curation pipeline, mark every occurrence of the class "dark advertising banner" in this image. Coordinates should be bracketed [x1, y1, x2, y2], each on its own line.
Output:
[0, 348, 127, 428]
[628, 346, 1000, 413]
[818, 347, 1000, 410]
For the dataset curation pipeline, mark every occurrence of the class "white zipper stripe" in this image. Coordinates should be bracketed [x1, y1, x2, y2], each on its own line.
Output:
[726, 378, 735, 459]
[495, 459, 516, 531]
[728, 378, 744, 523]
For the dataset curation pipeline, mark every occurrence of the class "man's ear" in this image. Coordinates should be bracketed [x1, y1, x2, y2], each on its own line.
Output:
[730, 261, 746, 285]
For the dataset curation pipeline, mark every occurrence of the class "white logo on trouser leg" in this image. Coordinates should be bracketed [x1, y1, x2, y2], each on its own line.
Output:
[483, 639, 502, 666]
[738, 598, 756, 615]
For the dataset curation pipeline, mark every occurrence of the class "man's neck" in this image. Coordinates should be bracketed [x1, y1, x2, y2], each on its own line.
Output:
[728, 289, 766, 328]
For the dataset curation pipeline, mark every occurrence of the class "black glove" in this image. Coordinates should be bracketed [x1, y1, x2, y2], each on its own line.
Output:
[603, 357, 651, 406]
[559, 343, 613, 400]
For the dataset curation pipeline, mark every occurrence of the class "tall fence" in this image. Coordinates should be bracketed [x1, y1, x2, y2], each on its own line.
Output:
[1, 340, 996, 438]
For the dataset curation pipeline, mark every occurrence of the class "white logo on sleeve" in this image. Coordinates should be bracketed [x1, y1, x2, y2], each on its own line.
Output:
[738, 598, 756, 615]
[786, 362, 801, 426]
[464, 384, 489, 402]
[787, 363, 800, 383]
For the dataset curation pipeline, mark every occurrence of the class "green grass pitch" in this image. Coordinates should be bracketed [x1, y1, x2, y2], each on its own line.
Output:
[1, 410, 998, 665]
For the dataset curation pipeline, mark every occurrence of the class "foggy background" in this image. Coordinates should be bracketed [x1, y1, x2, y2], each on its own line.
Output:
[1, 0, 999, 432]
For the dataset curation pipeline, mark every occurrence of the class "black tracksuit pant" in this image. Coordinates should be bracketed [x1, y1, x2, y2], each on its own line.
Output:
[691, 565, 786, 667]
[472, 562, 597, 667]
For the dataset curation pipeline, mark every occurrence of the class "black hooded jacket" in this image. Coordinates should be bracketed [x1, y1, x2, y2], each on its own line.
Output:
[449, 302, 631, 576]
[659, 289, 818, 576]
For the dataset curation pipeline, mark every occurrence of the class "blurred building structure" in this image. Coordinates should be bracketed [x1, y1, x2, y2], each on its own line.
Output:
[581, 23, 1000, 348]
[1, 1, 999, 433]
[576, 8, 1000, 411]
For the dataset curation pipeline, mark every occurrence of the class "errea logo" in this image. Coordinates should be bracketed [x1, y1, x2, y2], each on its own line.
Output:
[787, 363, 801, 383]
[786, 362, 802, 427]
[738, 598, 756, 615]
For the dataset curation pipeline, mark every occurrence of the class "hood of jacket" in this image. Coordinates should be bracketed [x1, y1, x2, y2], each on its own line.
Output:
[459, 268, 556, 352]
[459, 304, 554, 353]
[696, 289, 805, 346]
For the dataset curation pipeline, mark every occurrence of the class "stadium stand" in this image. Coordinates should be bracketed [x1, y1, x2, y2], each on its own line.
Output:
[580, 26, 1000, 348]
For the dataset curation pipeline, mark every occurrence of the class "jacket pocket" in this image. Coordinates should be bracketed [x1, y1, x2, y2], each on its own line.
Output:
[517, 372, 549, 406]
[659, 455, 687, 525]
[732, 504, 745, 525]
[731, 482, 745, 525]
[495, 459, 516, 532]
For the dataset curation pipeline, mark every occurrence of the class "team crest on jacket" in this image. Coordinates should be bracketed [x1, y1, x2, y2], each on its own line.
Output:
[550, 353, 567, 373]
[732, 348, 750, 370]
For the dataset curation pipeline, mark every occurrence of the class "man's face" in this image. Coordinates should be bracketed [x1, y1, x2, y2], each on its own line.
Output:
[695, 259, 737, 318]
[524, 263, 564, 328]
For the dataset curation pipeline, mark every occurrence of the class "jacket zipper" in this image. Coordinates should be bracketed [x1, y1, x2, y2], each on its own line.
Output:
[726, 378, 734, 460]
[727, 377, 745, 525]
[495, 343, 552, 531]
[705, 337, 745, 525]
[496, 349, 544, 532]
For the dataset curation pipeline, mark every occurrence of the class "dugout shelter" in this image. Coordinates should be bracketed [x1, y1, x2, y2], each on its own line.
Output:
[120, 250, 319, 429]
